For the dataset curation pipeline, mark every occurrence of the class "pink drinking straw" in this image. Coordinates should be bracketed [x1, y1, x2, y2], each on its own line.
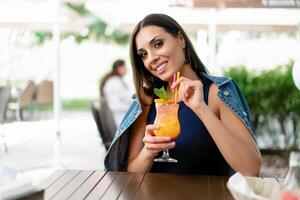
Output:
[172, 73, 177, 85]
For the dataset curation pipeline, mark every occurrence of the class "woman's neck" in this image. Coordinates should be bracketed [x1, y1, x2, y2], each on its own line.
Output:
[166, 64, 200, 93]
[180, 63, 200, 81]
[167, 64, 200, 84]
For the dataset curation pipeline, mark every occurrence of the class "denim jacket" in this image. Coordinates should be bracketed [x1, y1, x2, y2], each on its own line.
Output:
[104, 72, 255, 171]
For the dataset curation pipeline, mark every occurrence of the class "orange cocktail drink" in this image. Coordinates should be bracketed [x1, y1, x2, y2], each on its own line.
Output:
[153, 71, 180, 162]
[153, 99, 180, 140]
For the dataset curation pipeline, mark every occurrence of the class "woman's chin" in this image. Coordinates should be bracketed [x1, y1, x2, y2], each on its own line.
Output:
[157, 72, 173, 82]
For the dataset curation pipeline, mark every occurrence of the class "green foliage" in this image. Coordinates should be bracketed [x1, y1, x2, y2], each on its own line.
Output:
[224, 62, 300, 150]
[31, 99, 90, 111]
[33, 32, 52, 46]
[66, 3, 89, 15]
[225, 61, 300, 116]
[33, 104, 53, 111]
[62, 98, 90, 110]
[65, 2, 130, 45]
[31, 2, 130, 46]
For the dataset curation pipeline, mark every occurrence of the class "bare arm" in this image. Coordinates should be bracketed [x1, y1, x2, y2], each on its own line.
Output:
[196, 84, 261, 176]
[173, 78, 261, 176]
[127, 106, 175, 173]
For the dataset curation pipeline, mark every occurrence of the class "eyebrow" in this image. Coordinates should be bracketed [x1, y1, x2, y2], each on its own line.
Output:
[137, 35, 160, 52]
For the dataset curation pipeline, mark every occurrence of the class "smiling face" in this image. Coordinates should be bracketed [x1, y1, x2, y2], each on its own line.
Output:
[117, 64, 127, 77]
[135, 25, 186, 82]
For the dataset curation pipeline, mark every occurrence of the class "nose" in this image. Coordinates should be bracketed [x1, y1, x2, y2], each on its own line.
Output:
[148, 51, 159, 66]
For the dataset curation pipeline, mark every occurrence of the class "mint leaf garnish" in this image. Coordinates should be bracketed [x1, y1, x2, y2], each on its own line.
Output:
[166, 90, 173, 100]
[154, 86, 168, 100]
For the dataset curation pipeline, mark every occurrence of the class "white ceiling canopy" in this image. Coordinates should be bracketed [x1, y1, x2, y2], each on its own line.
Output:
[0, 1, 86, 32]
[170, 0, 300, 8]
[85, 0, 300, 33]
[0, 0, 299, 33]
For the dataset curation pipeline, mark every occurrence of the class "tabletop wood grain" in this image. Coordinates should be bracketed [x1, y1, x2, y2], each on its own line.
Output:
[29, 170, 235, 200]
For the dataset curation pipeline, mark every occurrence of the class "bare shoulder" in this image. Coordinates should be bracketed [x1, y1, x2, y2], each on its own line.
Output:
[208, 83, 219, 96]
[207, 83, 221, 116]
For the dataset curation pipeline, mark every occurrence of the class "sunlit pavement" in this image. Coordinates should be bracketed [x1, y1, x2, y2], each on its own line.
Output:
[0, 111, 106, 184]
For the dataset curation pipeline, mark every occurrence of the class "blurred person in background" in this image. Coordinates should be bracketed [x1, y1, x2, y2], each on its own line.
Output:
[99, 59, 132, 126]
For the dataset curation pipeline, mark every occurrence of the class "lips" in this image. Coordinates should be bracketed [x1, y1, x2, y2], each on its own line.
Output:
[154, 62, 167, 74]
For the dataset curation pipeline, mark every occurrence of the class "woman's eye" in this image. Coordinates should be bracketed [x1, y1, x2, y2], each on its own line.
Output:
[138, 52, 147, 59]
[154, 40, 163, 48]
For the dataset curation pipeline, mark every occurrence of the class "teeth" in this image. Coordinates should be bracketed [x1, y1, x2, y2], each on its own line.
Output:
[156, 63, 166, 71]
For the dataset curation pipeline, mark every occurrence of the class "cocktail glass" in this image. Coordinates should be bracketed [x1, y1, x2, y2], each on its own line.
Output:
[153, 100, 180, 163]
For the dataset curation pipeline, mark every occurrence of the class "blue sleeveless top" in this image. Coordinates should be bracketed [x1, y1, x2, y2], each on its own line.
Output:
[147, 80, 234, 175]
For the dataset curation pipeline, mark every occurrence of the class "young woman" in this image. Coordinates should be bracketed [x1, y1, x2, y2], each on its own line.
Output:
[100, 59, 132, 126]
[104, 14, 261, 176]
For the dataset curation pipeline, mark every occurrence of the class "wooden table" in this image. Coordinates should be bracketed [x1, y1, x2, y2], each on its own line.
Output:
[34, 170, 234, 200]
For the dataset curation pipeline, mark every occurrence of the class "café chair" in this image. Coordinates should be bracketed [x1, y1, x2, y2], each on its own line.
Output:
[34, 80, 53, 105]
[8, 80, 35, 121]
[33, 80, 53, 119]
[91, 98, 117, 151]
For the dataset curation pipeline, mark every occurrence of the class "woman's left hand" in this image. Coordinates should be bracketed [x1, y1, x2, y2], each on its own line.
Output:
[171, 77, 204, 111]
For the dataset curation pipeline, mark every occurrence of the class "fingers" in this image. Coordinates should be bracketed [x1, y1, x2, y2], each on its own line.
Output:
[171, 77, 202, 101]
[143, 124, 176, 155]
[171, 77, 188, 90]
[143, 140, 176, 158]
[180, 81, 195, 101]
[144, 124, 172, 143]
[143, 124, 171, 143]
[145, 124, 159, 136]
[143, 135, 172, 143]
[145, 141, 176, 151]
[171, 77, 189, 101]
[171, 77, 201, 91]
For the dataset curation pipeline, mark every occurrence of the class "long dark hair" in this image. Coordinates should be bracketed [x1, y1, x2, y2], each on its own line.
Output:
[130, 13, 208, 105]
[100, 59, 125, 97]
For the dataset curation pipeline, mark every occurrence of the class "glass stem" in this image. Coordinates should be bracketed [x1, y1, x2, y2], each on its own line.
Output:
[162, 149, 170, 158]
